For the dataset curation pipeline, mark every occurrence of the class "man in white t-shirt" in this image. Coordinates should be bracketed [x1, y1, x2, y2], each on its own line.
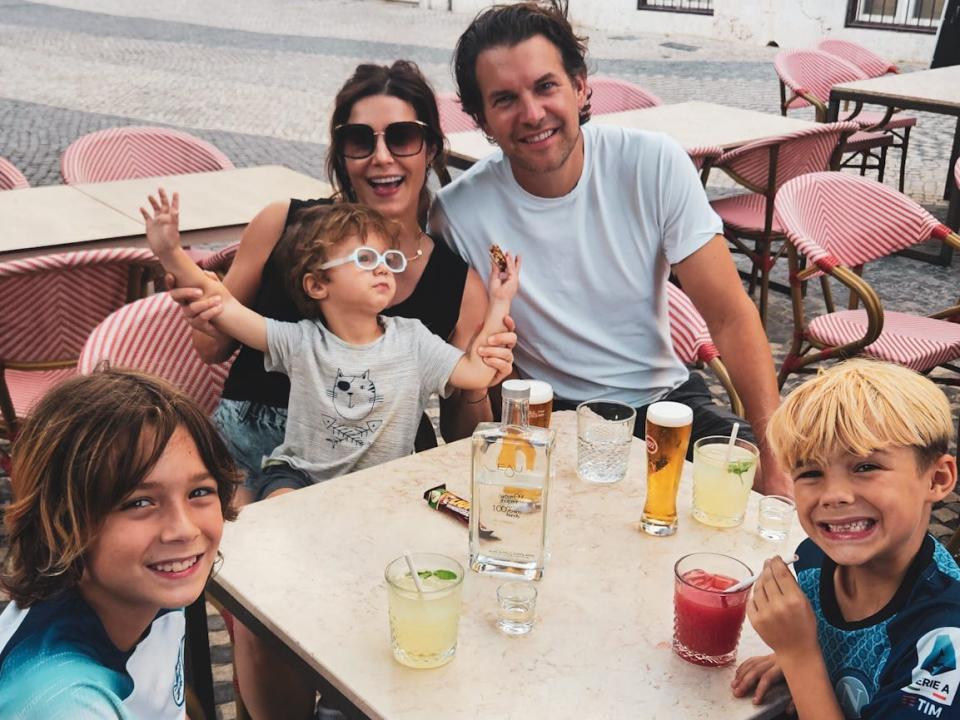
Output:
[430, 0, 790, 495]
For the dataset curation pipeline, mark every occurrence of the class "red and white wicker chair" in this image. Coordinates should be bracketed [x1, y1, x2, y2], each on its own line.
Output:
[0, 156, 29, 190]
[666, 283, 743, 415]
[436, 93, 478, 135]
[710, 122, 859, 323]
[61, 126, 235, 184]
[774, 171, 960, 387]
[588, 76, 662, 114]
[816, 38, 898, 78]
[774, 49, 914, 191]
[78, 292, 234, 414]
[686, 145, 723, 186]
[198, 242, 240, 276]
[0, 248, 157, 437]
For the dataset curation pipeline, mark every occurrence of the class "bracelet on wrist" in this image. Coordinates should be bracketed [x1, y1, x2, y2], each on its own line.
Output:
[465, 391, 489, 404]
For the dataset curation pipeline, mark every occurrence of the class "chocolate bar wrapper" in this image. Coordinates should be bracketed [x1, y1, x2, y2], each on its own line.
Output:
[424, 484, 496, 539]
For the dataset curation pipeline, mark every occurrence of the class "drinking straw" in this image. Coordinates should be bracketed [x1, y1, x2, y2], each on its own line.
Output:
[723, 422, 741, 468]
[723, 555, 799, 594]
[404, 551, 425, 594]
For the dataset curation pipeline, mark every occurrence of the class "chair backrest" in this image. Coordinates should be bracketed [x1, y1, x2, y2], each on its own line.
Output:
[198, 242, 240, 276]
[775, 172, 947, 268]
[62, 126, 235, 184]
[78, 293, 233, 414]
[588, 76, 662, 114]
[436, 93, 478, 134]
[816, 38, 897, 78]
[774, 49, 868, 110]
[0, 248, 157, 365]
[666, 283, 717, 365]
[714, 121, 859, 195]
[0, 157, 29, 190]
[686, 145, 723, 171]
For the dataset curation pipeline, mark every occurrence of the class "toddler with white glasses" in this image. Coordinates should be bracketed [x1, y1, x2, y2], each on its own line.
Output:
[142, 190, 519, 500]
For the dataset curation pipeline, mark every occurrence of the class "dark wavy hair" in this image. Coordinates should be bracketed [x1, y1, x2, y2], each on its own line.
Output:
[326, 61, 448, 228]
[2, 369, 241, 607]
[454, 0, 592, 127]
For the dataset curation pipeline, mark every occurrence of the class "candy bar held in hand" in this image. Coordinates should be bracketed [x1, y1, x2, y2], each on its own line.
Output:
[489, 244, 507, 272]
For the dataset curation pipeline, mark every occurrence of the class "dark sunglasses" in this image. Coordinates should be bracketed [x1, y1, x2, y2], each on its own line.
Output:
[334, 121, 431, 160]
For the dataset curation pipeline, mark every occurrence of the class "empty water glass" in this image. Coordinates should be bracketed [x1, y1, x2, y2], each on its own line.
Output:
[758, 495, 796, 541]
[576, 400, 637, 484]
[497, 581, 537, 635]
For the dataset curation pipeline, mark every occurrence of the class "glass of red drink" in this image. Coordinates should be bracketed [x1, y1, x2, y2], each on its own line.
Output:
[673, 552, 752, 667]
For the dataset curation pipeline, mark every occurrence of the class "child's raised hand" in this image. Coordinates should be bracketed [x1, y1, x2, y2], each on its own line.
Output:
[140, 188, 182, 257]
[732, 653, 786, 706]
[747, 557, 818, 660]
[488, 250, 520, 303]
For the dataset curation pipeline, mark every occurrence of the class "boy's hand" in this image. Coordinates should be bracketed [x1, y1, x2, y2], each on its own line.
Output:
[140, 188, 182, 257]
[748, 557, 819, 660]
[488, 250, 520, 304]
[732, 653, 786, 705]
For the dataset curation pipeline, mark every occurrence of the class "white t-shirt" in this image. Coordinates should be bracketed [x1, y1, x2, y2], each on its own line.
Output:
[431, 123, 722, 407]
[264, 316, 463, 481]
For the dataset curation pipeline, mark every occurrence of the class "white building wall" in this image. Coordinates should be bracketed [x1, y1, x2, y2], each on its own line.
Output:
[421, 0, 939, 64]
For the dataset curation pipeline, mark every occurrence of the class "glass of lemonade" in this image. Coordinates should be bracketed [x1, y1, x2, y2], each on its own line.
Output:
[691, 436, 759, 528]
[385, 553, 464, 669]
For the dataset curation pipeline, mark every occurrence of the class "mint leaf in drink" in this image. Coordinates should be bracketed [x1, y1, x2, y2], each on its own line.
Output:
[432, 569, 457, 581]
[728, 459, 754, 476]
[417, 570, 433, 579]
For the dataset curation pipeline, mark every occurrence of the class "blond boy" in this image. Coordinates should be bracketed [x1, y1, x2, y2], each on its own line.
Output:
[733, 359, 960, 718]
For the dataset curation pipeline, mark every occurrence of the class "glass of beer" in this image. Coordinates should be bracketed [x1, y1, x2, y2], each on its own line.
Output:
[641, 401, 693, 536]
[527, 380, 553, 429]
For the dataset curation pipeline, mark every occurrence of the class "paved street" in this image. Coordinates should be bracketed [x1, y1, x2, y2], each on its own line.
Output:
[1, 2, 959, 718]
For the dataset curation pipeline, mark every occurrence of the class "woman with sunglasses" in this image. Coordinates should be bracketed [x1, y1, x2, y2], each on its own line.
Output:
[172, 61, 512, 499]
[168, 61, 512, 718]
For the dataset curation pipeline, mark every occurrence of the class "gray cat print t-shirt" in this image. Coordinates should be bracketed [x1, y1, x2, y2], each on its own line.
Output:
[263, 316, 462, 482]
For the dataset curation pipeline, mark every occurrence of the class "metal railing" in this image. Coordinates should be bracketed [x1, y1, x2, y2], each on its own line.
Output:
[846, 0, 944, 33]
[637, 0, 714, 16]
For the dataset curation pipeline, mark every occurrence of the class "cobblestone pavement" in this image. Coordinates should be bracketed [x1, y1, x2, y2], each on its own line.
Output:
[1, 2, 959, 718]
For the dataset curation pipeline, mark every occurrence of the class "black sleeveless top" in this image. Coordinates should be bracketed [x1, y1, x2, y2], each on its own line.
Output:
[221, 197, 470, 407]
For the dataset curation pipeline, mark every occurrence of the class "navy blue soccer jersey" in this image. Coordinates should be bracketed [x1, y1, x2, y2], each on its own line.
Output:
[0, 589, 186, 719]
[796, 535, 960, 719]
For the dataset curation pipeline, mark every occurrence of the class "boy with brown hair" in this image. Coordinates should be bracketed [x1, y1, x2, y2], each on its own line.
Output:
[143, 190, 518, 500]
[733, 359, 960, 719]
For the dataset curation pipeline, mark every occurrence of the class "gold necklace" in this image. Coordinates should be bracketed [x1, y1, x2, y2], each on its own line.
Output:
[404, 232, 425, 262]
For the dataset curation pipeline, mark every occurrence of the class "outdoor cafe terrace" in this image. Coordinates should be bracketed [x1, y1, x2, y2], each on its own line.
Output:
[1, 1, 959, 718]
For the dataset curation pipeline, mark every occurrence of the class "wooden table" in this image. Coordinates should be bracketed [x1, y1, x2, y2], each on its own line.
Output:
[447, 100, 818, 168]
[0, 165, 331, 260]
[208, 411, 802, 720]
[828, 66, 960, 264]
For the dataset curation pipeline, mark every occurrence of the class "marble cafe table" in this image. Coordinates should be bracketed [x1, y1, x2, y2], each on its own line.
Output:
[209, 410, 802, 720]
[446, 100, 818, 169]
[0, 165, 331, 260]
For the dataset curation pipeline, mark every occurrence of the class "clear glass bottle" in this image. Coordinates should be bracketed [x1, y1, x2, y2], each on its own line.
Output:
[470, 380, 555, 580]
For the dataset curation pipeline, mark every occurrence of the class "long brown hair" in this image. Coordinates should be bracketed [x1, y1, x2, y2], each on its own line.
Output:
[326, 61, 448, 228]
[2, 369, 241, 607]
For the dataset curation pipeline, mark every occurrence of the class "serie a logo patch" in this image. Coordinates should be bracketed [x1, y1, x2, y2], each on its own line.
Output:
[902, 627, 960, 709]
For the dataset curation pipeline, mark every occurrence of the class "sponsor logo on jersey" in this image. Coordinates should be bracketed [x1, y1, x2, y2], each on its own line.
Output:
[902, 627, 960, 709]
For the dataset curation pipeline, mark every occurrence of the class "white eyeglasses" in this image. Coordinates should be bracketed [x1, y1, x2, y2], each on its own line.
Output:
[319, 246, 407, 273]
